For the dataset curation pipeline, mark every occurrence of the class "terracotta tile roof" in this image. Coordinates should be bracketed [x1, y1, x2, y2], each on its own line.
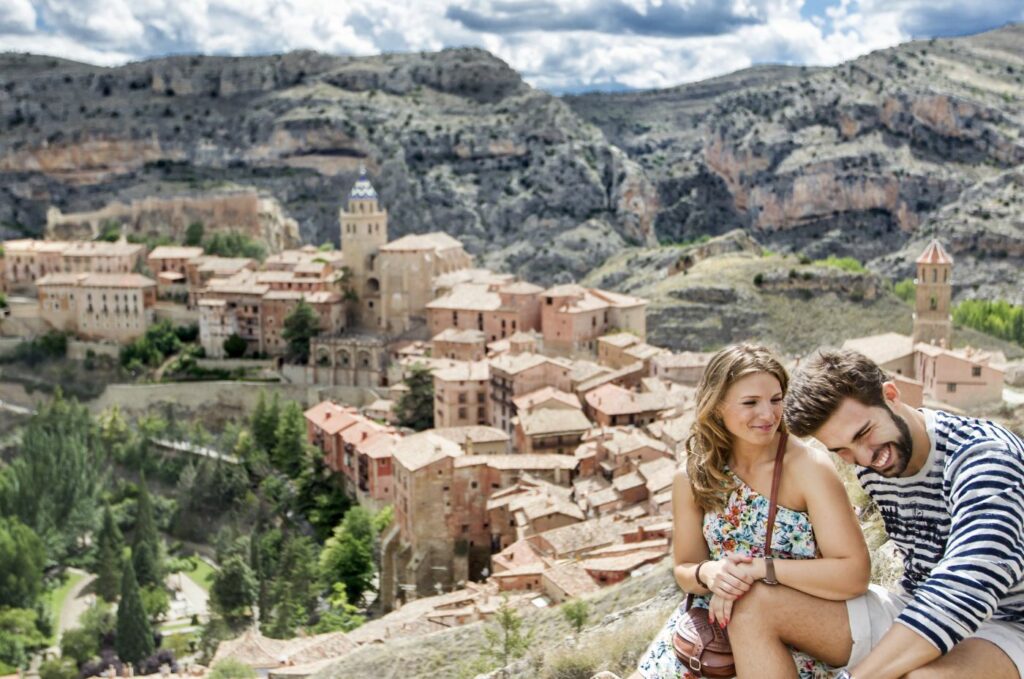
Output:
[492, 538, 546, 573]
[499, 281, 544, 295]
[581, 549, 667, 574]
[36, 273, 84, 286]
[157, 271, 186, 282]
[148, 246, 204, 260]
[3, 238, 71, 253]
[433, 268, 515, 290]
[520, 497, 586, 522]
[71, 273, 156, 289]
[198, 298, 227, 307]
[427, 283, 502, 312]
[392, 431, 464, 471]
[531, 515, 624, 557]
[843, 333, 915, 366]
[491, 562, 547, 578]
[916, 239, 953, 265]
[588, 486, 621, 508]
[380, 231, 464, 252]
[568, 359, 611, 384]
[340, 420, 390, 447]
[61, 240, 144, 257]
[518, 408, 593, 436]
[599, 332, 641, 348]
[360, 431, 400, 459]
[585, 383, 672, 416]
[303, 401, 362, 436]
[542, 561, 601, 597]
[432, 425, 510, 445]
[488, 351, 551, 375]
[434, 360, 490, 382]
[432, 328, 487, 344]
[586, 538, 670, 558]
[638, 457, 678, 495]
[213, 628, 357, 669]
[625, 343, 666, 361]
[612, 471, 646, 492]
[455, 454, 580, 471]
[652, 351, 715, 369]
[197, 256, 256, 273]
[513, 386, 581, 412]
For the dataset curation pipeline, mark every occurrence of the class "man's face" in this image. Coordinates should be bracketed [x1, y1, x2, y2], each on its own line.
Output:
[812, 396, 914, 477]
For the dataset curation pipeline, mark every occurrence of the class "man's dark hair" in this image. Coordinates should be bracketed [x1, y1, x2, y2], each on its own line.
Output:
[785, 349, 890, 437]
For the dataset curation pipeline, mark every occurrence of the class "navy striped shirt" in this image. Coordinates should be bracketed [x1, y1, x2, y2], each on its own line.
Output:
[857, 408, 1024, 654]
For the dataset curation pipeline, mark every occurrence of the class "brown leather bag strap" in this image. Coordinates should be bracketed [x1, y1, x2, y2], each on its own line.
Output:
[762, 432, 788, 557]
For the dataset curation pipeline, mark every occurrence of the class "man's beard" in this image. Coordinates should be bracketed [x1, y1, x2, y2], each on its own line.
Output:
[873, 405, 914, 477]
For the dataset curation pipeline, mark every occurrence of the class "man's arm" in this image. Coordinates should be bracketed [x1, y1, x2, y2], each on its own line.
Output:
[852, 443, 1024, 677]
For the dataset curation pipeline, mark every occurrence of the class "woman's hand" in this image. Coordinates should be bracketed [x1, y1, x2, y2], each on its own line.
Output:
[707, 592, 734, 627]
[706, 553, 755, 601]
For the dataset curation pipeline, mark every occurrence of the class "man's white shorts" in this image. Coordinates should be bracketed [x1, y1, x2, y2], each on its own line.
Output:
[846, 584, 1024, 677]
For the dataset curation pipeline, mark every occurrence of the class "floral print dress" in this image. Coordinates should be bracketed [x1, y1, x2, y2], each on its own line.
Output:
[637, 469, 835, 678]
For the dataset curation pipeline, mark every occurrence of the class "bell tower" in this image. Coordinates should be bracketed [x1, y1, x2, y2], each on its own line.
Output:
[339, 166, 387, 328]
[912, 239, 953, 348]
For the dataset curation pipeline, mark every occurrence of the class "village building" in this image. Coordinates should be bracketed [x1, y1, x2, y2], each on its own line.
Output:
[583, 382, 673, 427]
[512, 386, 582, 417]
[260, 290, 346, 356]
[37, 272, 156, 343]
[185, 255, 257, 306]
[842, 240, 1005, 411]
[431, 425, 510, 455]
[3, 238, 145, 293]
[597, 332, 666, 373]
[488, 351, 573, 433]
[514, 408, 593, 456]
[308, 335, 388, 388]
[649, 351, 715, 385]
[338, 169, 473, 334]
[197, 299, 238, 358]
[146, 245, 204, 285]
[432, 361, 490, 428]
[432, 328, 487, 361]
[486, 477, 585, 551]
[539, 284, 648, 356]
[304, 401, 398, 503]
[426, 279, 543, 342]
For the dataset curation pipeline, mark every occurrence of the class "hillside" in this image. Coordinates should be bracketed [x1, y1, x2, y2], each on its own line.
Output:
[567, 23, 1024, 303]
[2, 26, 1022, 296]
[0, 49, 654, 285]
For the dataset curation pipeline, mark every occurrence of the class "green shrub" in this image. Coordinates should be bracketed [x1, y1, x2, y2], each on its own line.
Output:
[39, 657, 78, 679]
[209, 659, 257, 679]
[60, 627, 99, 666]
[813, 255, 866, 273]
[893, 278, 915, 303]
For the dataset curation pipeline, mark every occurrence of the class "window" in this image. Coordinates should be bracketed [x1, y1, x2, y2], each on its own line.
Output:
[972, 366, 982, 377]
[930, 297, 937, 311]
[471, 481, 477, 489]
[458, 407, 467, 419]
[947, 383, 957, 393]
[932, 269, 937, 282]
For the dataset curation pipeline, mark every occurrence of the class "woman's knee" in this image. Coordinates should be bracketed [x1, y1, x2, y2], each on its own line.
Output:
[728, 583, 778, 634]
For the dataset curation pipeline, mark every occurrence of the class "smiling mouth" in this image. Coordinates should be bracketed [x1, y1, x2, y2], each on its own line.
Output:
[872, 444, 892, 470]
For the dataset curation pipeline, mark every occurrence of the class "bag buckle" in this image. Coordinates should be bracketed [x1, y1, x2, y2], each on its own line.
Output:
[688, 656, 702, 673]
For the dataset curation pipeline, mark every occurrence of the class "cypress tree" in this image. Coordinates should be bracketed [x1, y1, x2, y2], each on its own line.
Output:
[131, 477, 162, 588]
[272, 401, 307, 478]
[95, 504, 123, 602]
[115, 558, 154, 667]
[251, 392, 280, 454]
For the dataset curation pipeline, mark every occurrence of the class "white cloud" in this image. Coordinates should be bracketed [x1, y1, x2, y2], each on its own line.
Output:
[0, 0, 1019, 91]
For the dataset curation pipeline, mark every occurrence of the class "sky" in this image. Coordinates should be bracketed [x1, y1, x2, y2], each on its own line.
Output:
[1, 1, 1022, 93]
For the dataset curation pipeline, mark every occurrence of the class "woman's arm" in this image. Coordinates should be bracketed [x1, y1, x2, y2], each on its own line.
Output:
[671, 468, 712, 594]
[738, 445, 870, 600]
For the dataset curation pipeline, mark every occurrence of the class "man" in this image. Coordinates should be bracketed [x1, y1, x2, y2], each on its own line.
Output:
[725, 348, 1024, 679]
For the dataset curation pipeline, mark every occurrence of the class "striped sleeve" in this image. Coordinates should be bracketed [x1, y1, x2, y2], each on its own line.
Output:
[895, 440, 1024, 654]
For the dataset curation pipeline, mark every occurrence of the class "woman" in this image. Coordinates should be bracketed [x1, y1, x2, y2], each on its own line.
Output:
[635, 344, 869, 678]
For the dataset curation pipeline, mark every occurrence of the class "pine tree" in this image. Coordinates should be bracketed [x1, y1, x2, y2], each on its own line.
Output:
[115, 559, 154, 667]
[484, 599, 533, 671]
[251, 392, 280, 454]
[272, 401, 308, 478]
[94, 505, 123, 602]
[319, 507, 375, 605]
[264, 534, 318, 638]
[131, 477, 162, 589]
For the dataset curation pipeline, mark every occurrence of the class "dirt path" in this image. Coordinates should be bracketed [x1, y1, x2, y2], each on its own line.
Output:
[58, 568, 96, 640]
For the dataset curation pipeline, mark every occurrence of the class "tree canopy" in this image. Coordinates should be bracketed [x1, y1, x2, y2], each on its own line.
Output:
[0, 517, 45, 609]
[281, 299, 320, 364]
[395, 365, 434, 431]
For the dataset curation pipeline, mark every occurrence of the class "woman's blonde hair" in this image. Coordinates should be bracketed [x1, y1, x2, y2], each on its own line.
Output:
[685, 343, 789, 511]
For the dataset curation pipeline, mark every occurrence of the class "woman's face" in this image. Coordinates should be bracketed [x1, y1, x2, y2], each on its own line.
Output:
[717, 371, 784, 449]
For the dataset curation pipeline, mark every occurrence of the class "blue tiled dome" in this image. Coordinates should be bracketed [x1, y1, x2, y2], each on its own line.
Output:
[349, 166, 378, 201]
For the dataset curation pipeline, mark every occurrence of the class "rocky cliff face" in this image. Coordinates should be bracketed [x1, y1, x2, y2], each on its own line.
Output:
[0, 49, 655, 284]
[1, 25, 1021, 296]
[567, 24, 1024, 301]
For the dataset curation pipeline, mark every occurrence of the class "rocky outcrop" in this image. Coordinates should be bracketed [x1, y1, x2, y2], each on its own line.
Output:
[568, 24, 1024, 297]
[0, 49, 655, 284]
[45, 190, 301, 250]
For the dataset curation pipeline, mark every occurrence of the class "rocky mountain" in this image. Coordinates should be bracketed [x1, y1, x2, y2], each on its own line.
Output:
[1, 24, 1021, 297]
[0, 49, 654, 285]
[568, 23, 1024, 303]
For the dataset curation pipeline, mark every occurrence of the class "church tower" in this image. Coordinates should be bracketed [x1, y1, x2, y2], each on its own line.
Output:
[912, 239, 953, 348]
[340, 167, 387, 328]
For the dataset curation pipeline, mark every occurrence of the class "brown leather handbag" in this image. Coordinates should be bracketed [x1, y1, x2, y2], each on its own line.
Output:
[671, 433, 787, 678]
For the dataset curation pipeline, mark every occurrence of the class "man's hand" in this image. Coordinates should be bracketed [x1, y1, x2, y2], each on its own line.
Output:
[707, 553, 755, 601]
